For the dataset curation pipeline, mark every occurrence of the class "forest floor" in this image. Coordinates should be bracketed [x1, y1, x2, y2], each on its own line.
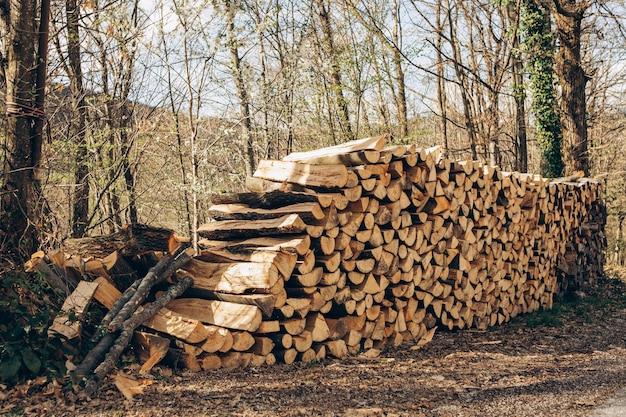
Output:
[1, 269, 625, 417]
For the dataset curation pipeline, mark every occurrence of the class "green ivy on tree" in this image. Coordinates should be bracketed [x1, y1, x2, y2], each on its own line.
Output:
[520, 0, 564, 178]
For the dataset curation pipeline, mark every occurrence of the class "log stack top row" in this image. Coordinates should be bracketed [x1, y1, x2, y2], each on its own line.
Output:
[42, 135, 606, 376]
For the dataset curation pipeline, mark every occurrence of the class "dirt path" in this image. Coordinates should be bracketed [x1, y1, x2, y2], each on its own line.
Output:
[2, 274, 625, 417]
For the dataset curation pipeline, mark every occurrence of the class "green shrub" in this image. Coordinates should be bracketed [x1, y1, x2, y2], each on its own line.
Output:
[0, 269, 68, 384]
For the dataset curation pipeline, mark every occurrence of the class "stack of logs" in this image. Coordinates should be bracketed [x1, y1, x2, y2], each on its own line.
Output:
[40, 135, 605, 379]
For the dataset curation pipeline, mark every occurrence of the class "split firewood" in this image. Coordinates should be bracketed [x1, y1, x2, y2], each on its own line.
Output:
[133, 331, 170, 374]
[211, 190, 336, 209]
[199, 235, 311, 256]
[25, 252, 78, 295]
[37, 136, 606, 377]
[82, 276, 194, 397]
[253, 160, 350, 188]
[282, 135, 388, 165]
[114, 374, 152, 400]
[179, 259, 281, 294]
[48, 280, 100, 340]
[198, 214, 307, 240]
[184, 291, 276, 318]
[105, 246, 193, 332]
[165, 298, 263, 332]
[208, 202, 325, 224]
[196, 248, 297, 279]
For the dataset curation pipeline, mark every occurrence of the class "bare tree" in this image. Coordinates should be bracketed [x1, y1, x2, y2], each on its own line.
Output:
[551, 0, 592, 175]
[223, 0, 256, 176]
[508, 1, 528, 172]
[61, 0, 90, 237]
[312, 0, 354, 142]
[339, 0, 409, 139]
[434, 0, 449, 157]
[446, 3, 478, 159]
[77, 0, 144, 233]
[0, 0, 50, 256]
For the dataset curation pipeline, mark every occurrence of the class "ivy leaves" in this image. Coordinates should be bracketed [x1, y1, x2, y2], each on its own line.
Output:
[520, 0, 564, 178]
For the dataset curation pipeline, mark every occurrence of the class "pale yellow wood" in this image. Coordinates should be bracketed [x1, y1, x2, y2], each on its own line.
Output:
[231, 331, 256, 351]
[292, 267, 323, 287]
[283, 135, 388, 162]
[325, 339, 348, 358]
[114, 374, 152, 400]
[196, 248, 297, 280]
[255, 320, 280, 333]
[293, 330, 313, 352]
[199, 326, 229, 353]
[281, 317, 307, 335]
[180, 259, 280, 294]
[200, 354, 222, 370]
[199, 235, 311, 256]
[48, 280, 100, 340]
[133, 331, 170, 373]
[285, 297, 312, 318]
[166, 298, 262, 332]
[276, 348, 298, 364]
[305, 312, 331, 342]
[140, 308, 210, 344]
[252, 337, 275, 356]
[254, 160, 349, 188]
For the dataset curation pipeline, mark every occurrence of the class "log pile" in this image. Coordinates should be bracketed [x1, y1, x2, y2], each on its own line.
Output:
[37, 136, 605, 387]
[555, 178, 607, 293]
[178, 135, 605, 366]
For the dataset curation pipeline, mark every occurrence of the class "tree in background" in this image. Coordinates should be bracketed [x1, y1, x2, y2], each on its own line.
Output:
[51, 0, 90, 237]
[224, 0, 256, 176]
[2, 0, 624, 248]
[506, 0, 529, 172]
[521, 0, 564, 178]
[0, 0, 50, 257]
[551, 0, 592, 176]
[341, 0, 409, 140]
[312, 0, 354, 142]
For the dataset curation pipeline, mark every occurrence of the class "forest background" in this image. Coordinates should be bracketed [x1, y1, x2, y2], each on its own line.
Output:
[1, 0, 626, 262]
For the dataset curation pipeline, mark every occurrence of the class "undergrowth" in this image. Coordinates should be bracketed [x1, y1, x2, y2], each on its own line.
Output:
[0, 267, 69, 385]
[524, 270, 626, 328]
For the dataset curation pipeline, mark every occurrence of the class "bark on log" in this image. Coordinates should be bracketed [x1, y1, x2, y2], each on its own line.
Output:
[62, 223, 178, 258]
[105, 246, 192, 332]
[83, 276, 194, 397]
[198, 214, 307, 240]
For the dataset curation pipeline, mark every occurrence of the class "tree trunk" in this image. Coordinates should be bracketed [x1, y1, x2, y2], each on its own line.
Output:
[119, 0, 139, 225]
[251, 2, 272, 159]
[615, 214, 624, 266]
[226, 0, 255, 176]
[66, 0, 90, 237]
[447, 5, 477, 160]
[521, 0, 563, 178]
[369, 36, 390, 133]
[510, 1, 528, 173]
[313, 0, 354, 141]
[120, 106, 138, 224]
[1, 0, 41, 257]
[435, 0, 449, 158]
[391, 0, 408, 139]
[552, 0, 590, 176]
[161, 26, 192, 237]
